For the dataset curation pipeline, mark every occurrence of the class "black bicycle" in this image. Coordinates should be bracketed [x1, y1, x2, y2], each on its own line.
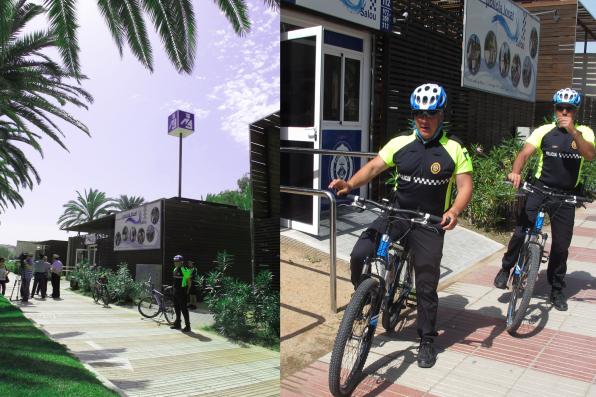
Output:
[92, 273, 110, 306]
[137, 278, 175, 324]
[328, 195, 443, 397]
[505, 181, 593, 334]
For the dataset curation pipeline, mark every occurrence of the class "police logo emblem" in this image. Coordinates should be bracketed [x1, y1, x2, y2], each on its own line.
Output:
[330, 142, 354, 181]
[431, 162, 441, 174]
[571, 140, 577, 150]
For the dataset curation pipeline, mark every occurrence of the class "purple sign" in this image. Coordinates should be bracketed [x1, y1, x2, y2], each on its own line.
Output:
[168, 110, 195, 137]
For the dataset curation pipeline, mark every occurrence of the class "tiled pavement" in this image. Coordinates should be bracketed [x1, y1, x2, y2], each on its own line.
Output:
[282, 202, 596, 396]
[6, 281, 279, 397]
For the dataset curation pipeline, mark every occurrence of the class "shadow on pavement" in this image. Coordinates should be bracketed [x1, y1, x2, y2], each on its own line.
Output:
[184, 331, 212, 342]
[280, 302, 326, 342]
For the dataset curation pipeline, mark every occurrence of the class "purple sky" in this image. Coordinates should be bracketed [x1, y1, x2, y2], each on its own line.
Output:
[0, 0, 279, 245]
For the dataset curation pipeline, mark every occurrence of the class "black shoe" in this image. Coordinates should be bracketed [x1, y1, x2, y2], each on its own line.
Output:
[550, 290, 568, 311]
[417, 339, 437, 368]
[170, 323, 181, 330]
[182, 326, 191, 332]
[493, 268, 510, 289]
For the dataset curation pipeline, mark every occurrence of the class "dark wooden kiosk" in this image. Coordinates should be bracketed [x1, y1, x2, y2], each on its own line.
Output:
[249, 112, 280, 290]
[64, 197, 251, 287]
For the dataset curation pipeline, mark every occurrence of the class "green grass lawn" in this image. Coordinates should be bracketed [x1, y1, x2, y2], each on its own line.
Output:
[0, 296, 118, 397]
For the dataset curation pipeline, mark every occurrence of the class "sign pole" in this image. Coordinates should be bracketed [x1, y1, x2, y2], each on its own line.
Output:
[168, 110, 195, 200]
[178, 133, 182, 198]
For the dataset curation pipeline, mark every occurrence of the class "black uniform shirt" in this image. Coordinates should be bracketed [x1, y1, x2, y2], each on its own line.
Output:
[379, 130, 473, 217]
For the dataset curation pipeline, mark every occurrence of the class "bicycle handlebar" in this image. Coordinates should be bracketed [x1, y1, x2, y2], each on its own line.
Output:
[507, 181, 594, 205]
[345, 194, 444, 224]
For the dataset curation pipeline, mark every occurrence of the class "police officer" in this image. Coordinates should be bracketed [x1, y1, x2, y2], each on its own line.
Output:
[330, 83, 474, 368]
[494, 88, 595, 311]
[171, 255, 191, 332]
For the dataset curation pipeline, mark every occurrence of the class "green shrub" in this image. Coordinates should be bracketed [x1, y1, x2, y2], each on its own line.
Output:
[204, 251, 279, 348]
[106, 264, 142, 304]
[69, 263, 142, 304]
[5, 260, 19, 274]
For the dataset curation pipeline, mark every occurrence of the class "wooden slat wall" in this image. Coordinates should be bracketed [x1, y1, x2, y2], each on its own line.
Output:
[163, 199, 252, 285]
[515, 1, 578, 101]
[370, 0, 534, 200]
[249, 112, 280, 290]
[573, 53, 596, 96]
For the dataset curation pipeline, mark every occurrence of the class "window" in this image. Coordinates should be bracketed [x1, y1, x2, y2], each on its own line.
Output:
[281, 37, 316, 127]
[344, 58, 360, 122]
[323, 54, 341, 121]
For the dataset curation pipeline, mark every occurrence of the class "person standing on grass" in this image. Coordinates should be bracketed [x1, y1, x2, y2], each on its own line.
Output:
[50, 254, 63, 299]
[0, 258, 8, 296]
[31, 254, 48, 298]
[171, 255, 191, 332]
[187, 260, 199, 310]
[20, 253, 33, 302]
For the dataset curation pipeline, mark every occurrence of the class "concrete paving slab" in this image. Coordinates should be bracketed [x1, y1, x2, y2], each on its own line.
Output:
[281, 206, 504, 286]
[6, 281, 279, 397]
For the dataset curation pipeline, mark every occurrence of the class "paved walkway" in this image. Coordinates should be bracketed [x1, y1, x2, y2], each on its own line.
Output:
[6, 281, 279, 397]
[281, 206, 503, 285]
[282, 202, 596, 396]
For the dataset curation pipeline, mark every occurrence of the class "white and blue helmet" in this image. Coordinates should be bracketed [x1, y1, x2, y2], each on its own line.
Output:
[410, 83, 447, 110]
[553, 88, 581, 107]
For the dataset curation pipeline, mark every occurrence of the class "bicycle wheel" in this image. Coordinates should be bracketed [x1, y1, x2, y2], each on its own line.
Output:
[329, 278, 380, 397]
[506, 243, 541, 334]
[92, 285, 100, 303]
[382, 254, 413, 332]
[162, 295, 176, 325]
[138, 295, 160, 318]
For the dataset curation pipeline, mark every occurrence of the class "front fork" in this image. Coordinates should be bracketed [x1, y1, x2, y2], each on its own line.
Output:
[511, 210, 548, 284]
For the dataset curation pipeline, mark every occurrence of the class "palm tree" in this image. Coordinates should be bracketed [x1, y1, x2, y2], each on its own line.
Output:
[58, 188, 117, 229]
[0, 124, 40, 212]
[0, 1, 92, 213]
[39, 0, 280, 77]
[114, 194, 145, 211]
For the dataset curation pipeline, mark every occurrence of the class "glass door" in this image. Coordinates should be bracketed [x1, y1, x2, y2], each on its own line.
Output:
[281, 26, 323, 235]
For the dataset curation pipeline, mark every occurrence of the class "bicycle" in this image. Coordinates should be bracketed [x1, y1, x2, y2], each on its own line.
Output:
[92, 273, 110, 306]
[504, 181, 593, 334]
[137, 278, 176, 325]
[328, 195, 443, 397]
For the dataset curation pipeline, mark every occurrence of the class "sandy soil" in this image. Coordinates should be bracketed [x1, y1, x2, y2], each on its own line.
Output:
[280, 236, 354, 378]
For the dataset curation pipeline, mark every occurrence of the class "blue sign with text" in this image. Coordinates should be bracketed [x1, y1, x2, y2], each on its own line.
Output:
[168, 110, 195, 137]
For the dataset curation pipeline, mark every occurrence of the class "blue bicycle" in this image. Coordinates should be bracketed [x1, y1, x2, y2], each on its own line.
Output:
[505, 181, 593, 334]
[328, 195, 443, 397]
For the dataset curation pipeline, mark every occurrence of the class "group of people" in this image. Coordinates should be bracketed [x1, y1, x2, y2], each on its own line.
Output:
[170, 255, 200, 333]
[0, 253, 63, 301]
[330, 84, 595, 368]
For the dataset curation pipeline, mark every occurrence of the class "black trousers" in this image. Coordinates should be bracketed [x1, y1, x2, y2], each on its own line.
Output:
[0, 281, 5, 295]
[350, 216, 444, 340]
[173, 290, 190, 327]
[501, 185, 575, 291]
[51, 273, 60, 298]
[32, 272, 47, 298]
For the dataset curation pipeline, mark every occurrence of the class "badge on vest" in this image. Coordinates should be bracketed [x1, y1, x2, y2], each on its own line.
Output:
[430, 162, 441, 174]
[571, 140, 577, 150]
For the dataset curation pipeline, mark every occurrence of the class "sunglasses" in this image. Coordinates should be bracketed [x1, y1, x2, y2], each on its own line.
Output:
[413, 109, 441, 118]
[555, 105, 576, 112]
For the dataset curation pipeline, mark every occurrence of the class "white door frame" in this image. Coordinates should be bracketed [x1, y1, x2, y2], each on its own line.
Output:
[281, 26, 323, 235]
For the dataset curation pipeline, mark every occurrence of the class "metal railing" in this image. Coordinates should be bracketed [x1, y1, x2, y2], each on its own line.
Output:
[280, 147, 378, 313]
[280, 186, 337, 312]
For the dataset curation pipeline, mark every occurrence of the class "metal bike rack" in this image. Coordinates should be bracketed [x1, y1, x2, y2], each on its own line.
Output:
[280, 148, 377, 313]
[280, 186, 338, 312]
